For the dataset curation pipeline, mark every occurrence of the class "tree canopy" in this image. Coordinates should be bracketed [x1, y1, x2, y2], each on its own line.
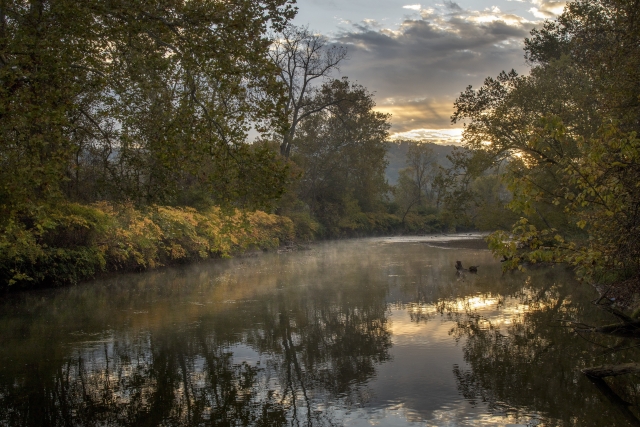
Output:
[450, 0, 640, 285]
[0, 0, 296, 215]
[289, 78, 391, 236]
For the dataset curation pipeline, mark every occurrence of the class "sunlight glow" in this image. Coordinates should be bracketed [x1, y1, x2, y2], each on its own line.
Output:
[466, 11, 531, 26]
[529, 0, 567, 18]
[389, 128, 463, 145]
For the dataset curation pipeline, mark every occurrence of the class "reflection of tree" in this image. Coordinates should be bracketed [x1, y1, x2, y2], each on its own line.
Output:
[0, 332, 289, 426]
[0, 262, 391, 426]
[441, 277, 640, 426]
[391, 254, 640, 425]
[245, 279, 392, 424]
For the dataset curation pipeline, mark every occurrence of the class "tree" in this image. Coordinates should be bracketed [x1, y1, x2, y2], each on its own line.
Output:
[394, 143, 437, 223]
[447, 0, 640, 399]
[269, 24, 348, 157]
[0, 0, 297, 217]
[488, 122, 640, 283]
[449, 15, 603, 242]
[290, 78, 391, 235]
[449, 0, 640, 301]
[457, 0, 640, 283]
[524, 0, 640, 130]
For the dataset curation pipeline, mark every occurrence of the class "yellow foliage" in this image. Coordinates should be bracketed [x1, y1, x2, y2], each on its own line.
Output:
[0, 202, 295, 288]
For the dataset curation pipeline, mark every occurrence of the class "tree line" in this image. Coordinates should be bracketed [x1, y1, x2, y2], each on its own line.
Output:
[0, 0, 310, 287]
[445, 0, 640, 291]
[0, 1, 442, 288]
[3, 0, 638, 293]
[269, 26, 515, 239]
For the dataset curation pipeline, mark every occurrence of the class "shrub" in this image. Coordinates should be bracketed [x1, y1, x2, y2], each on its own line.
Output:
[0, 202, 295, 289]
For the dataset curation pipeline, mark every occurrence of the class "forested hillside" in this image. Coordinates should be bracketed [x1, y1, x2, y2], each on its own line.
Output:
[385, 141, 454, 185]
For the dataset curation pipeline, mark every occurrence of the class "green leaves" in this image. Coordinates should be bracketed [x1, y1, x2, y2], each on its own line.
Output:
[287, 79, 391, 236]
[454, 1, 640, 284]
[0, 202, 295, 288]
[0, 0, 296, 213]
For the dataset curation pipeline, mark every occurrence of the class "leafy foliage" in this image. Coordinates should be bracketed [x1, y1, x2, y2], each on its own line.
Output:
[487, 123, 640, 282]
[0, 0, 303, 287]
[453, 0, 640, 287]
[393, 143, 437, 222]
[282, 78, 392, 237]
[0, 202, 294, 288]
[269, 24, 348, 157]
[390, 141, 516, 233]
[0, 0, 295, 215]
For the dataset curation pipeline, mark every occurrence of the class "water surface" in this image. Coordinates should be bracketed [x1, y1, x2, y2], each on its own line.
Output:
[1, 235, 638, 426]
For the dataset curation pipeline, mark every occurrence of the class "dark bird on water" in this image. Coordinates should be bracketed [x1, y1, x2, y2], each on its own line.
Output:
[455, 261, 478, 273]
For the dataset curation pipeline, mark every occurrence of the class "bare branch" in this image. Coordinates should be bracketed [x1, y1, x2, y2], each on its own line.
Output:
[269, 24, 348, 157]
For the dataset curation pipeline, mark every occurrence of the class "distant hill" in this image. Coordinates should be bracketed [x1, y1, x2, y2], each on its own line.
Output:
[385, 140, 456, 185]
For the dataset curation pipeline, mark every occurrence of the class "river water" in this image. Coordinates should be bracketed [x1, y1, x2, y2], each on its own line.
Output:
[1, 235, 639, 426]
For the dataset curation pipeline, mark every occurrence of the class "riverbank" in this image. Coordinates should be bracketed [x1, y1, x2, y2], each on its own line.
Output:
[0, 202, 295, 290]
[1, 200, 471, 290]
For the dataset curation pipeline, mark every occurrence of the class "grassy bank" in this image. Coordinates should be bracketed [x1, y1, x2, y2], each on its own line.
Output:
[284, 206, 459, 241]
[0, 202, 294, 290]
[0, 201, 478, 290]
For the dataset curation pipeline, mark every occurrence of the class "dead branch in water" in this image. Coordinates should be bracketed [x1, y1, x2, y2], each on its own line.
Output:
[582, 363, 640, 378]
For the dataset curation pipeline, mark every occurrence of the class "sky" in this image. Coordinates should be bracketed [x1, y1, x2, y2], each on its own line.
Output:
[292, 0, 567, 144]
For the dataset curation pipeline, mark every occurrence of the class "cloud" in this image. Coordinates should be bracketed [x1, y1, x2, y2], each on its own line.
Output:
[361, 18, 382, 29]
[403, 4, 422, 11]
[389, 128, 464, 145]
[529, 0, 566, 19]
[375, 98, 456, 132]
[335, 4, 538, 136]
[443, 1, 463, 12]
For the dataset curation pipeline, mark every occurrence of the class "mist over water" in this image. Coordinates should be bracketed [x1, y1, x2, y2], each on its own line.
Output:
[0, 236, 638, 426]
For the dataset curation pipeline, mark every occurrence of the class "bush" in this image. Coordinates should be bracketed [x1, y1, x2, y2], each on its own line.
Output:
[286, 212, 321, 241]
[403, 213, 442, 234]
[0, 202, 295, 289]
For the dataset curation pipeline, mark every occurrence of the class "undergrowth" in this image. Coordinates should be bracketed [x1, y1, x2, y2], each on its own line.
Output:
[0, 202, 294, 289]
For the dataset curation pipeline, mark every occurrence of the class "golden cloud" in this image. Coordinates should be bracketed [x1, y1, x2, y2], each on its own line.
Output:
[374, 97, 457, 131]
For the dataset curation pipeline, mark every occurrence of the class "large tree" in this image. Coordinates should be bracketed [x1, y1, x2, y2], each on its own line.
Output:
[394, 143, 437, 223]
[451, 0, 640, 285]
[290, 78, 391, 234]
[268, 24, 348, 157]
[442, 1, 640, 393]
[0, 0, 296, 216]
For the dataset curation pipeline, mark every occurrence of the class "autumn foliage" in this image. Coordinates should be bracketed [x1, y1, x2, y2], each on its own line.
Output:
[0, 203, 293, 288]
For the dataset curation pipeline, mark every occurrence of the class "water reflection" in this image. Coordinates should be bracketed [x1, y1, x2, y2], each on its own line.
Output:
[0, 236, 638, 426]
[0, 242, 393, 426]
[444, 275, 640, 426]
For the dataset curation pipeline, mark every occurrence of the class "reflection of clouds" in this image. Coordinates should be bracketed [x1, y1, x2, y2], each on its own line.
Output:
[390, 307, 438, 337]
[426, 399, 543, 426]
[340, 398, 545, 426]
[408, 289, 564, 328]
[410, 294, 503, 313]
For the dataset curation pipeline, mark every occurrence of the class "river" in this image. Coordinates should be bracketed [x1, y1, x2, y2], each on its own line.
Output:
[0, 235, 638, 426]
